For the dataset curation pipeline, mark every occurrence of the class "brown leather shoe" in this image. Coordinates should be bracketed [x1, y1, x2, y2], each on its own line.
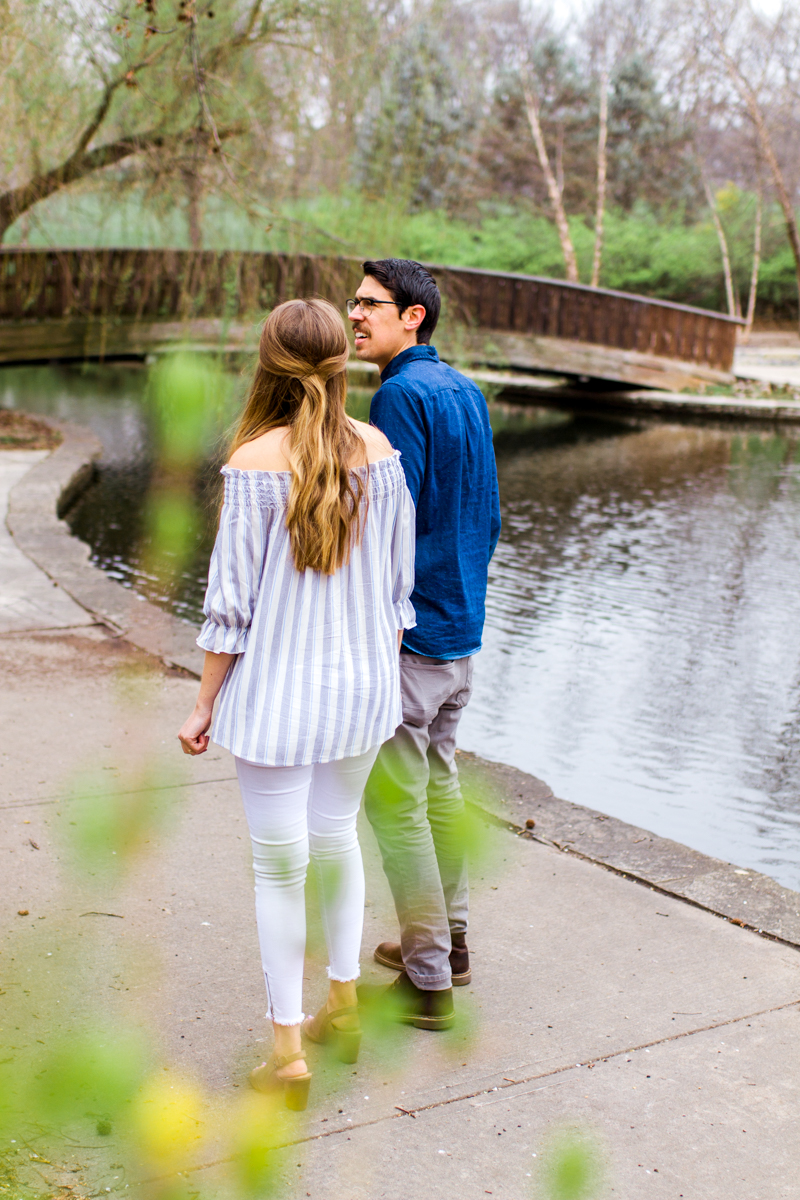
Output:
[373, 938, 472, 986]
[358, 971, 455, 1030]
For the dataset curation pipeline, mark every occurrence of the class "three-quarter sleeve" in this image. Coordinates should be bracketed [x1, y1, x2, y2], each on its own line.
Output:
[391, 480, 417, 630]
[197, 479, 270, 655]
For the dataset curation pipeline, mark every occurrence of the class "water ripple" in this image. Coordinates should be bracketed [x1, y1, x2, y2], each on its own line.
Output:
[462, 419, 800, 889]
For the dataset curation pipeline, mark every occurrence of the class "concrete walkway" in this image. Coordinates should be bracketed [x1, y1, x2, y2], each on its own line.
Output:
[735, 336, 800, 389]
[3, 447, 800, 1200]
[0, 450, 94, 633]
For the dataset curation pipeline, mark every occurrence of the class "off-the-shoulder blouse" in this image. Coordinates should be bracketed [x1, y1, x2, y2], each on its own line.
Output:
[197, 451, 416, 766]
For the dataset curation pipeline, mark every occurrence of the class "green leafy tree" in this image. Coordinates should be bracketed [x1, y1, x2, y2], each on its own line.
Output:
[0, 0, 319, 244]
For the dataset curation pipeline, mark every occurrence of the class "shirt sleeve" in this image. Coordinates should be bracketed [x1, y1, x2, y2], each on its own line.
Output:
[391, 481, 417, 630]
[196, 493, 267, 655]
[370, 382, 426, 506]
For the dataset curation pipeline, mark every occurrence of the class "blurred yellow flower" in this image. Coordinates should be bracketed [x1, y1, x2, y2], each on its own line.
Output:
[131, 1075, 206, 1167]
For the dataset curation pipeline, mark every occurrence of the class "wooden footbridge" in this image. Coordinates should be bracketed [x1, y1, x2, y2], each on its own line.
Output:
[0, 248, 742, 391]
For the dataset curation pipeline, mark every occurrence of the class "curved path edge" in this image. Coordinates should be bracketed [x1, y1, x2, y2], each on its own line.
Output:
[6, 415, 204, 677]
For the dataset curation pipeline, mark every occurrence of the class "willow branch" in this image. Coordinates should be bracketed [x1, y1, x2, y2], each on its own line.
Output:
[0, 124, 244, 239]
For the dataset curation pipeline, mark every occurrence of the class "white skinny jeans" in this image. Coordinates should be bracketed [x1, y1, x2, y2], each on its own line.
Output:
[235, 747, 379, 1026]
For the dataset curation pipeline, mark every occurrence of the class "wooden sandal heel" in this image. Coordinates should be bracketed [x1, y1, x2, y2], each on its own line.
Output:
[332, 1024, 362, 1064]
[302, 1004, 362, 1064]
[249, 1050, 312, 1111]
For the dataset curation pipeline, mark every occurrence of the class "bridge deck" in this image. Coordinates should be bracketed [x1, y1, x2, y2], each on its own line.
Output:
[0, 249, 742, 387]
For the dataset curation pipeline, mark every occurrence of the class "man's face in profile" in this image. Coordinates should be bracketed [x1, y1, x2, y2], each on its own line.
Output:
[348, 276, 422, 371]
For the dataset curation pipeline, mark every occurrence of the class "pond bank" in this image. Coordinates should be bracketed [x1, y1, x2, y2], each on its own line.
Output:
[6, 416, 203, 675]
[5, 420, 800, 950]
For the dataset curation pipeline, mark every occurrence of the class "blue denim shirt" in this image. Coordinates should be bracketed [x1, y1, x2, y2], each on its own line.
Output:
[370, 345, 501, 659]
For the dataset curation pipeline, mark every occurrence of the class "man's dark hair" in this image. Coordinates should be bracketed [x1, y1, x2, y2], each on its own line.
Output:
[362, 259, 440, 345]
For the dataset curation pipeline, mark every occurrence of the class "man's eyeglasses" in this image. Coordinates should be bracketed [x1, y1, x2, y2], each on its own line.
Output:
[346, 297, 401, 316]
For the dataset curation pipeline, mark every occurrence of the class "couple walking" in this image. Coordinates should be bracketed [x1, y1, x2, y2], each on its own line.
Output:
[178, 259, 500, 1110]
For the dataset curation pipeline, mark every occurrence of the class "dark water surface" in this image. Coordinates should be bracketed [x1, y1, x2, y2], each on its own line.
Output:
[4, 363, 800, 889]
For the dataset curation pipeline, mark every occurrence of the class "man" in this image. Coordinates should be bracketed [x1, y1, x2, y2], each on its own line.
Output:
[348, 258, 501, 1030]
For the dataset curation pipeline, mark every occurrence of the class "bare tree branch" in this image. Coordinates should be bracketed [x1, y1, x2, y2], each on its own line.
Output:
[702, 2, 800, 330]
[73, 46, 169, 159]
[521, 74, 580, 284]
[241, 0, 268, 42]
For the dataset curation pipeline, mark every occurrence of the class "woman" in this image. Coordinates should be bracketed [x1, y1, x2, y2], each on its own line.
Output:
[178, 298, 415, 1111]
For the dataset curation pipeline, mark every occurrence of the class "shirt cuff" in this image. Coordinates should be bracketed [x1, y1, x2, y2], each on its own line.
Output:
[196, 619, 249, 655]
[394, 599, 417, 630]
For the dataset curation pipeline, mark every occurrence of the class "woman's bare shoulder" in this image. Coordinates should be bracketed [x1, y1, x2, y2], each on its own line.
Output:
[350, 419, 394, 464]
[228, 428, 291, 472]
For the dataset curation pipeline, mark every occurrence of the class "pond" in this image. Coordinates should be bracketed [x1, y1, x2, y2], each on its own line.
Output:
[3, 361, 800, 891]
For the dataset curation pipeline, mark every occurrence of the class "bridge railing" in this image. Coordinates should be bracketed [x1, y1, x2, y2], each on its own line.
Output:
[0, 248, 741, 371]
[0, 248, 360, 325]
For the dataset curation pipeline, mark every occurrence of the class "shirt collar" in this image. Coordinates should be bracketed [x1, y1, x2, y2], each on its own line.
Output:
[380, 344, 439, 383]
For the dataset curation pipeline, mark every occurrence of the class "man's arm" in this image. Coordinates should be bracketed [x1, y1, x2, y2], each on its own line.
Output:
[370, 383, 426, 505]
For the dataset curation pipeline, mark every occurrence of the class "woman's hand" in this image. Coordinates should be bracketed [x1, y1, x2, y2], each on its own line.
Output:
[177, 651, 236, 756]
[178, 706, 213, 755]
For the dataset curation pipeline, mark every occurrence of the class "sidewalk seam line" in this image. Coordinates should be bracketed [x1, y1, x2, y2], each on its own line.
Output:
[149, 997, 800, 1185]
[0, 776, 239, 811]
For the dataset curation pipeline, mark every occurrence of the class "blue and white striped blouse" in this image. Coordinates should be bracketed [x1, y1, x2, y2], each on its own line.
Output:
[197, 451, 416, 766]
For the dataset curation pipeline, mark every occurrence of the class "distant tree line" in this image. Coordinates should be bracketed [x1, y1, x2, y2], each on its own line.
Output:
[1, 0, 799, 323]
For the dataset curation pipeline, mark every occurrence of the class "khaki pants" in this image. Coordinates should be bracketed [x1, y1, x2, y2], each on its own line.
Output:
[364, 651, 473, 991]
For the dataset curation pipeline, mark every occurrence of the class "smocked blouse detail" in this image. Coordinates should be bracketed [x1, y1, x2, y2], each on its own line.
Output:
[197, 451, 416, 766]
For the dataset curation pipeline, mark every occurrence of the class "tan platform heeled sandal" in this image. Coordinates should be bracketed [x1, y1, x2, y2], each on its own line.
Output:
[302, 1003, 362, 1064]
[249, 1051, 312, 1111]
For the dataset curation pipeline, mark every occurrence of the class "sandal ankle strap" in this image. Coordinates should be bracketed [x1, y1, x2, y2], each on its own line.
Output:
[272, 1050, 306, 1069]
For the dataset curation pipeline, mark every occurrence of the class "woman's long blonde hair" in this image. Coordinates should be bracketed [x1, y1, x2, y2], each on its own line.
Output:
[230, 298, 367, 574]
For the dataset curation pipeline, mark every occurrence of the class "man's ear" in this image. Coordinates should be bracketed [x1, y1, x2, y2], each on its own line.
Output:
[401, 304, 426, 334]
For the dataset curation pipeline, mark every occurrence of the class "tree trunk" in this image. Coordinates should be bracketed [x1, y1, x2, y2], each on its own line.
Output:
[741, 187, 762, 344]
[719, 51, 800, 333]
[702, 173, 736, 317]
[522, 78, 579, 283]
[555, 122, 565, 198]
[591, 70, 609, 289]
[746, 100, 800, 334]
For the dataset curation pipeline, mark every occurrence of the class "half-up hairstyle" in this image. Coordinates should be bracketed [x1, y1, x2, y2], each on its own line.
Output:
[229, 299, 368, 575]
